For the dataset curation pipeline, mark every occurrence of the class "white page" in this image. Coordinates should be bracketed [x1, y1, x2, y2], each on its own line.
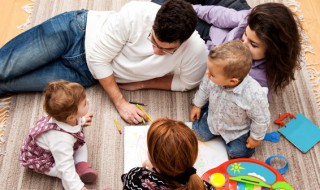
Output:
[124, 122, 228, 177]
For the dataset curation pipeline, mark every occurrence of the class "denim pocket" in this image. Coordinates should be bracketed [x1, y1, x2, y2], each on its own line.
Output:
[63, 53, 97, 87]
[74, 10, 88, 32]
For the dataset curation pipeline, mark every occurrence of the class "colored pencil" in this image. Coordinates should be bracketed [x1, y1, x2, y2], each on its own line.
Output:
[136, 104, 153, 122]
[141, 117, 146, 124]
[113, 118, 122, 134]
[129, 101, 147, 106]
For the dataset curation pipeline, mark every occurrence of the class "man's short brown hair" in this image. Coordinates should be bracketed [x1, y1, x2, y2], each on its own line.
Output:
[153, 0, 197, 43]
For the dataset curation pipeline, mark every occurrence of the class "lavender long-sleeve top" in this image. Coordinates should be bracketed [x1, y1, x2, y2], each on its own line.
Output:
[193, 5, 269, 90]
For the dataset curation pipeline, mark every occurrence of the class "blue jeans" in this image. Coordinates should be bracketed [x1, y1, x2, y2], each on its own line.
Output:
[0, 10, 97, 96]
[192, 103, 255, 158]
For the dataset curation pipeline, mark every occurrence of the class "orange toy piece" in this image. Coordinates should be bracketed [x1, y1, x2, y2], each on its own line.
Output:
[274, 113, 295, 128]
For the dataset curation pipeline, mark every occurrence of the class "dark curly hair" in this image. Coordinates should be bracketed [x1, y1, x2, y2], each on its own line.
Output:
[247, 3, 302, 92]
[153, 0, 197, 43]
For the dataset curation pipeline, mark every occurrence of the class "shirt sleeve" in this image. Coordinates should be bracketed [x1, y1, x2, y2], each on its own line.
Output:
[46, 131, 84, 190]
[247, 88, 270, 140]
[86, 5, 132, 79]
[192, 75, 210, 107]
[171, 36, 208, 91]
[193, 5, 249, 29]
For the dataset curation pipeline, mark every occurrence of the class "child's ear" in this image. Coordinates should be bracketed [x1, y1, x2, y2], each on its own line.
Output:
[230, 78, 239, 85]
[66, 114, 76, 122]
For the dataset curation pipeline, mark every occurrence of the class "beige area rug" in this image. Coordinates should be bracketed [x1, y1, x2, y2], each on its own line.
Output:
[0, 0, 320, 189]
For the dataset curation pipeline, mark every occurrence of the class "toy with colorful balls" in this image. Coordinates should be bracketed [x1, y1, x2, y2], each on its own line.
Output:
[202, 158, 294, 190]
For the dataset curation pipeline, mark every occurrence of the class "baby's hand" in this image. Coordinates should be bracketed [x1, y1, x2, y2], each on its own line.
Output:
[190, 106, 201, 121]
[83, 113, 93, 127]
[246, 136, 261, 148]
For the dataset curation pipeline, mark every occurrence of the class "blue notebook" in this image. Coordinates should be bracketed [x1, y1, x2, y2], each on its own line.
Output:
[278, 113, 320, 153]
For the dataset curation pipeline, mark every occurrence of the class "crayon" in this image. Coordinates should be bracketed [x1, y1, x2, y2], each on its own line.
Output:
[129, 101, 147, 106]
[136, 104, 153, 122]
[113, 118, 122, 134]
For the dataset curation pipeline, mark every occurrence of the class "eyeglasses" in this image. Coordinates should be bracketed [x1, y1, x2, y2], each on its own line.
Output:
[147, 31, 178, 55]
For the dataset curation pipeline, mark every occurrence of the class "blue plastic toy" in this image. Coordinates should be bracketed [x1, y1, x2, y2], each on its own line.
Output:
[264, 131, 280, 143]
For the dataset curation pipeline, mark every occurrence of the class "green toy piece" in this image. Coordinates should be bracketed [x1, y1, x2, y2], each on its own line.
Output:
[230, 176, 271, 188]
[272, 181, 294, 190]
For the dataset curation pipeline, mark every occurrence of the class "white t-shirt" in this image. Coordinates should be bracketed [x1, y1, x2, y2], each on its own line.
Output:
[85, 1, 208, 91]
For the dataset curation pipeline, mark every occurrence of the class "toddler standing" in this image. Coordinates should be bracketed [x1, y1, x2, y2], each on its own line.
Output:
[190, 40, 270, 159]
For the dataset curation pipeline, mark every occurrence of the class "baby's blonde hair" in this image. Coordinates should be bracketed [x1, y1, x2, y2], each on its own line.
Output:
[208, 40, 252, 80]
[43, 80, 86, 122]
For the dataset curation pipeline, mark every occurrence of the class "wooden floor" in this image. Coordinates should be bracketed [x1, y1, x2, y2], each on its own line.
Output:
[298, 0, 320, 67]
[0, 0, 30, 46]
[298, 0, 320, 100]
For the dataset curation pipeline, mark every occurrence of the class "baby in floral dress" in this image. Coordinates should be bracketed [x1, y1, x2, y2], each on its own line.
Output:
[20, 80, 97, 190]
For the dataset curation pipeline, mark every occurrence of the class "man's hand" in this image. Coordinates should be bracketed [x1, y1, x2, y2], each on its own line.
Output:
[117, 101, 147, 124]
[118, 82, 143, 91]
[99, 76, 147, 124]
[190, 105, 201, 121]
[246, 136, 261, 148]
[83, 113, 93, 127]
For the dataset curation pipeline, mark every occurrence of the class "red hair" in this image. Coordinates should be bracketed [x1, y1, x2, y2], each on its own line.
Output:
[147, 118, 206, 190]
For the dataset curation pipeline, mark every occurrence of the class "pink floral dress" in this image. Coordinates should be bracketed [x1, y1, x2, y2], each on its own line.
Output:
[20, 116, 85, 173]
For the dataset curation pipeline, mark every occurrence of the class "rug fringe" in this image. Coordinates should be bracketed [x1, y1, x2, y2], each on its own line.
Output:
[1, 0, 35, 146]
[17, 0, 35, 30]
[284, 0, 320, 113]
[0, 97, 11, 144]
